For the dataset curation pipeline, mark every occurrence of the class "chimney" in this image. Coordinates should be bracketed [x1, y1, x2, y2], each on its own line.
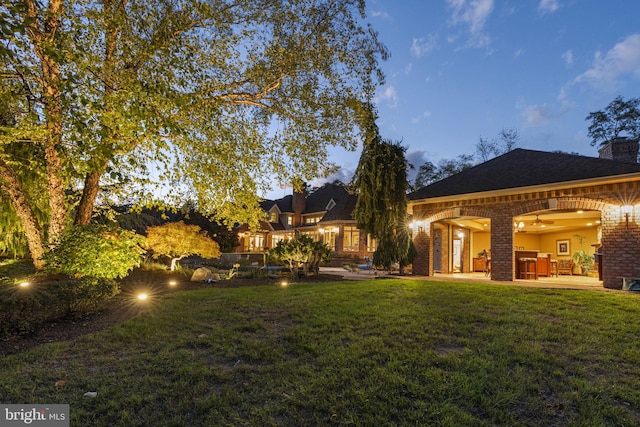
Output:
[598, 137, 639, 164]
[291, 181, 306, 227]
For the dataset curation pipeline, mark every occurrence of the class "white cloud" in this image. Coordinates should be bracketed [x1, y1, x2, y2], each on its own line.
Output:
[562, 49, 573, 65]
[523, 104, 554, 125]
[371, 10, 390, 19]
[574, 34, 640, 86]
[538, 0, 561, 13]
[411, 35, 438, 58]
[513, 48, 524, 58]
[446, 0, 494, 50]
[518, 99, 570, 126]
[447, 0, 494, 34]
[375, 85, 399, 108]
[411, 111, 432, 124]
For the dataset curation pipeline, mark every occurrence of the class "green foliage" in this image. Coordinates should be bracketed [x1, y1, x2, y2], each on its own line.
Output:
[0, 0, 388, 270]
[0, 275, 120, 339]
[146, 221, 221, 270]
[353, 106, 411, 270]
[586, 96, 640, 146]
[269, 234, 331, 275]
[42, 224, 146, 279]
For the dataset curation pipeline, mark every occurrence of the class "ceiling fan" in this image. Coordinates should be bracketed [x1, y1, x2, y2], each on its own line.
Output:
[531, 215, 554, 226]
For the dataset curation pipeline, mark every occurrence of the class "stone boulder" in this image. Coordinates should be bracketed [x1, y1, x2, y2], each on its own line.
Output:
[190, 267, 213, 282]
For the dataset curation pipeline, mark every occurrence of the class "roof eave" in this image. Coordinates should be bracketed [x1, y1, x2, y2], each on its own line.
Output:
[408, 172, 640, 208]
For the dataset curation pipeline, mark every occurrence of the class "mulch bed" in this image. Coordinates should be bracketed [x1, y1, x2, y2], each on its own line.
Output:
[0, 269, 345, 356]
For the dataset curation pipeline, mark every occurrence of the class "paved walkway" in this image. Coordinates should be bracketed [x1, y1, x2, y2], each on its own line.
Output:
[319, 267, 615, 291]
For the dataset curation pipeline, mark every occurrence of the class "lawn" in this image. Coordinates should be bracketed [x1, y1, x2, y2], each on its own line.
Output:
[1, 278, 640, 426]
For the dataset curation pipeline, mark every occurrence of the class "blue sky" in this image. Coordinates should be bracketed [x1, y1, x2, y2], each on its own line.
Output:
[269, 0, 640, 198]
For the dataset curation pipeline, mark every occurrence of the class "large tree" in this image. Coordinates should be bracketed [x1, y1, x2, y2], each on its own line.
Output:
[352, 106, 412, 272]
[0, 0, 387, 268]
[586, 96, 640, 146]
[414, 154, 474, 189]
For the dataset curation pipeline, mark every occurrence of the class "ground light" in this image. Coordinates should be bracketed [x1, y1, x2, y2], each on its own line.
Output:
[168, 280, 177, 287]
[19, 281, 29, 288]
[137, 293, 148, 301]
[280, 280, 289, 287]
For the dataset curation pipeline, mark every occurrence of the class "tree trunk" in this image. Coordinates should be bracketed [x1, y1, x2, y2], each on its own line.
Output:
[0, 162, 46, 269]
[75, 170, 102, 225]
[75, 1, 123, 225]
[26, 0, 68, 242]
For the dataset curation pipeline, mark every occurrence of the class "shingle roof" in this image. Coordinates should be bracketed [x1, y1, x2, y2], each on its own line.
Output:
[409, 148, 640, 200]
[320, 193, 357, 223]
[305, 183, 350, 214]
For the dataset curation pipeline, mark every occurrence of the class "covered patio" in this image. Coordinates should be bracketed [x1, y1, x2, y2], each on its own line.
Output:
[408, 147, 640, 289]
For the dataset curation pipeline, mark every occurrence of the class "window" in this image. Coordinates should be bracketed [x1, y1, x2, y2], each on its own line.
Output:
[269, 211, 278, 223]
[301, 231, 320, 241]
[324, 229, 337, 250]
[248, 234, 265, 251]
[343, 226, 360, 252]
[272, 235, 285, 247]
[305, 216, 320, 224]
[286, 216, 292, 225]
[366, 234, 377, 252]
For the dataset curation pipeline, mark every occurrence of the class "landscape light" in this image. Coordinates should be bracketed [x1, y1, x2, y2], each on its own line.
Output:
[19, 281, 29, 288]
[168, 280, 177, 287]
[280, 280, 289, 287]
[137, 293, 148, 301]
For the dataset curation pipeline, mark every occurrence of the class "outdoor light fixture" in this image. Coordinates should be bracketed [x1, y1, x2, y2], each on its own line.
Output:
[622, 205, 633, 227]
[457, 231, 464, 239]
[168, 280, 177, 287]
[19, 281, 29, 288]
[137, 293, 148, 301]
[280, 280, 288, 287]
[518, 221, 525, 229]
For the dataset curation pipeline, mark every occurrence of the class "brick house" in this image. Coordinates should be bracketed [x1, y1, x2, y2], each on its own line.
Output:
[236, 183, 377, 261]
[408, 137, 640, 289]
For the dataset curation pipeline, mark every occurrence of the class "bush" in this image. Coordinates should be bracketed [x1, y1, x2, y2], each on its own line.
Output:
[42, 224, 146, 279]
[0, 276, 119, 339]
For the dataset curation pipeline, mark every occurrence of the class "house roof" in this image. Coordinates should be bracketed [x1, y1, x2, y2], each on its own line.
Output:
[260, 195, 293, 213]
[305, 183, 351, 214]
[320, 193, 357, 223]
[409, 148, 640, 201]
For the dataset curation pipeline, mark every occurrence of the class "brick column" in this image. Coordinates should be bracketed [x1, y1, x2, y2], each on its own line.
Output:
[601, 205, 640, 289]
[412, 228, 430, 276]
[490, 214, 514, 281]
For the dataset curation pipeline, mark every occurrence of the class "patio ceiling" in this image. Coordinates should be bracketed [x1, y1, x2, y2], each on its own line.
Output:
[442, 209, 601, 234]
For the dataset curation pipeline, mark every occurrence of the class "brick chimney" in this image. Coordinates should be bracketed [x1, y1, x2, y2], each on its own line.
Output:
[292, 181, 306, 227]
[598, 136, 639, 164]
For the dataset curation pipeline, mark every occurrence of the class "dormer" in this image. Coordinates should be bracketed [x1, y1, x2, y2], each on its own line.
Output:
[268, 205, 281, 223]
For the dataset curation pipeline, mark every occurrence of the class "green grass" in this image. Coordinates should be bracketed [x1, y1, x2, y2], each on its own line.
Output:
[2, 278, 640, 426]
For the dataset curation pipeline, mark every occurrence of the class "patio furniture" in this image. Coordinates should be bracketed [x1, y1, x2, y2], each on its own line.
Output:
[519, 257, 538, 280]
[556, 259, 574, 275]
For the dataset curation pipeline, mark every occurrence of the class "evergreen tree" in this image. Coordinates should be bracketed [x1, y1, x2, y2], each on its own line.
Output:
[352, 106, 412, 272]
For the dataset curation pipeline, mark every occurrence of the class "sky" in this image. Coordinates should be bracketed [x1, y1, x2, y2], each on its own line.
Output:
[267, 0, 640, 199]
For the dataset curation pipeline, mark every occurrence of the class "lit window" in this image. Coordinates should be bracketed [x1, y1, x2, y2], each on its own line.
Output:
[269, 212, 277, 223]
[324, 229, 337, 250]
[343, 226, 360, 252]
[248, 234, 265, 251]
[287, 216, 292, 225]
[366, 234, 377, 252]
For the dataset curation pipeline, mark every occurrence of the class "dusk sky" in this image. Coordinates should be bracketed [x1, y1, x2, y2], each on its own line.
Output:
[268, 0, 640, 198]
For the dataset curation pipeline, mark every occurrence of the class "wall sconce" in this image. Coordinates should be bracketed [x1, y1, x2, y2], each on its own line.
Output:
[457, 231, 464, 239]
[621, 205, 633, 227]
